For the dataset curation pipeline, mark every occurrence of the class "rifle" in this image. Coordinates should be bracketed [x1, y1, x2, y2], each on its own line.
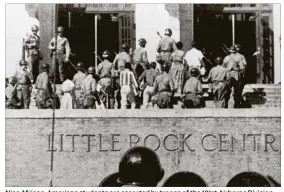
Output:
[157, 31, 162, 39]
[222, 44, 230, 56]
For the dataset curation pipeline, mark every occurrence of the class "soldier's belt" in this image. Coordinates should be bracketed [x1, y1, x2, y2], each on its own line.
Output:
[161, 50, 172, 53]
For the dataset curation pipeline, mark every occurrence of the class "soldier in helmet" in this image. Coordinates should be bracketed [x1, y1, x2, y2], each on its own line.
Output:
[14, 59, 32, 109]
[157, 28, 177, 64]
[73, 62, 86, 109]
[113, 43, 132, 72]
[82, 66, 100, 109]
[97, 50, 113, 87]
[48, 26, 71, 83]
[6, 76, 21, 109]
[153, 62, 175, 109]
[208, 57, 231, 108]
[133, 38, 148, 78]
[118, 146, 164, 187]
[182, 67, 203, 108]
[235, 44, 247, 76]
[24, 24, 41, 82]
[223, 45, 244, 108]
[35, 63, 53, 109]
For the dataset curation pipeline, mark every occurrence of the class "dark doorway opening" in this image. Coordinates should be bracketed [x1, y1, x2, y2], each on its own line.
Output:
[194, 6, 257, 83]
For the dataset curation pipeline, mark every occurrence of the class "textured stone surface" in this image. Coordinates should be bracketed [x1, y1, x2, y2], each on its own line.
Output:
[6, 109, 281, 187]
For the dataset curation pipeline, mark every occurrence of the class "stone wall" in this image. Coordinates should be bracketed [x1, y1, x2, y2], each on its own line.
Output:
[6, 109, 280, 186]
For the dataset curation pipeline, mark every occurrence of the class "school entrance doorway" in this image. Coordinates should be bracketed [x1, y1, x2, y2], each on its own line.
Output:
[194, 5, 257, 83]
[58, 7, 135, 70]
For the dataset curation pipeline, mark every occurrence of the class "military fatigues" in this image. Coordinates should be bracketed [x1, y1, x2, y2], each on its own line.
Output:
[157, 36, 177, 64]
[208, 66, 230, 108]
[6, 84, 21, 109]
[113, 52, 132, 72]
[223, 54, 244, 108]
[14, 69, 32, 109]
[133, 47, 148, 78]
[25, 34, 40, 82]
[73, 71, 86, 109]
[35, 72, 53, 109]
[97, 60, 113, 87]
[182, 77, 203, 108]
[153, 72, 174, 108]
[82, 74, 98, 109]
[49, 36, 71, 82]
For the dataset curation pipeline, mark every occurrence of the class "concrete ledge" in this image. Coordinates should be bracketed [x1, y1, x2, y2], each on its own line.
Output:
[6, 108, 281, 119]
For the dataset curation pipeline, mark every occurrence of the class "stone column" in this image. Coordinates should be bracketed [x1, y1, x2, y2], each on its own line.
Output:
[273, 4, 281, 84]
[38, 4, 56, 70]
[179, 4, 194, 52]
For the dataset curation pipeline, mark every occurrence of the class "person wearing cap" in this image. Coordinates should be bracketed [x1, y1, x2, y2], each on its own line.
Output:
[169, 41, 186, 97]
[222, 45, 244, 108]
[208, 57, 230, 108]
[48, 26, 71, 83]
[184, 41, 206, 79]
[82, 66, 100, 109]
[72, 62, 86, 109]
[119, 62, 138, 109]
[113, 43, 132, 73]
[118, 146, 164, 187]
[157, 28, 177, 64]
[60, 72, 76, 109]
[97, 50, 113, 87]
[133, 38, 148, 78]
[14, 59, 32, 109]
[24, 24, 41, 82]
[6, 76, 21, 109]
[182, 68, 203, 108]
[153, 62, 175, 109]
[138, 62, 160, 109]
[35, 63, 53, 109]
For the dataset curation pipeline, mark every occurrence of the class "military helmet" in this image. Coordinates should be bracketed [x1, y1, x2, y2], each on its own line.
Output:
[215, 57, 223, 65]
[31, 25, 39, 31]
[118, 146, 164, 186]
[122, 43, 130, 50]
[76, 62, 84, 69]
[19, 59, 28, 66]
[57, 26, 64, 32]
[9, 76, 17, 85]
[102, 50, 111, 58]
[41, 63, 50, 69]
[87, 66, 96, 74]
[234, 44, 241, 51]
[161, 63, 170, 72]
[138, 38, 147, 45]
[164, 28, 172, 36]
[190, 67, 200, 77]
[229, 45, 236, 53]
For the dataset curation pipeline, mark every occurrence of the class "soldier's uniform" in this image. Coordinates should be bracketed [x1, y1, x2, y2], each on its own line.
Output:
[35, 64, 53, 109]
[133, 38, 148, 78]
[48, 26, 71, 82]
[208, 57, 230, 108]
[14, 60, 32, 109]
[6, 77, 21, 109]
[182, 68, 203, 108]
[73, 63, 86, 109]
[24, 25, 41, 82]
[97, 60, 112, 87]
[153, 64, 174, 109]
[82, 67, 99, 109]
[157, 29, 177, 64]
[113, 43, 132, 73]
[223, 46, 244, 108]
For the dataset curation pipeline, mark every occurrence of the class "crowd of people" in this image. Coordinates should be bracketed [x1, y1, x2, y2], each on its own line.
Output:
[98, 146, 278, 187]
[6, 25, 248, 110]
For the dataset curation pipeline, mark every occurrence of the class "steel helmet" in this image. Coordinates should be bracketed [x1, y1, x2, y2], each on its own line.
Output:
[31, 25, 39, 31]
[102, 50, 111, 58]
[164, 28, 172, 36]
[229, 45, 236, 53]
[161, 63, 170, 72]
[57, 26, 64, 33]
[87, 66, 96, 74]
[19, 59, 28, 66]
[118, 146, 164, 186]
[163, 172, 207, 187]
[9, 76, 17, 85]
[138, 38, 147, 45]
[122, 43, 130, 50]
[76, 62, 84, 69]
[215, 57, 223, 65]
[190, 67, 200, 77]
[234, 44, 241, 51]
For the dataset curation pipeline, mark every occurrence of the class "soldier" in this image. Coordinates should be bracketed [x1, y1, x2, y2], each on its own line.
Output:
[97, 50, 113, 88]
[113, 43, 132, 72]
[14, 59, 32, 109]
[157, 28, 177, 64]
[208, 57, 230, 108]
[6, 76, 21, 109]
[182, 68, 203, 108]
[82, 66, 100, 109]
[24, 25, 41, 82]
[118, 146, 164, 187]
[138, 62, 159, 109]
[163, 172, 207, 187]
[73, 62, 86, 109]
[235, 44, 247, 78]
[35, 63, 53, 109]
[223, 46, 244, 108]
[48, 26, 71, 83]
[184, 41, 206, 78]
[119, 62, 138, 109]
[153, 63, 175, 109]
[133, 38, 148, 78]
